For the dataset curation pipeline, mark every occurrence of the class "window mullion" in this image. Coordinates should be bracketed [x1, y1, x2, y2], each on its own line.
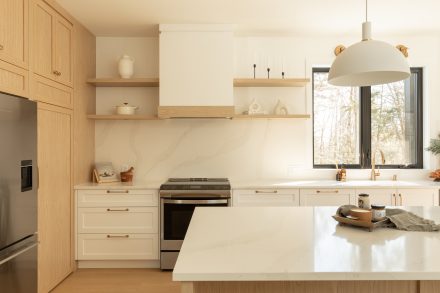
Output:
[360, 86, 371, 168]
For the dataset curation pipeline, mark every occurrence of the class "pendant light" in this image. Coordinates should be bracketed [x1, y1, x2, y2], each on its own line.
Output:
[328, 0, 410, 86]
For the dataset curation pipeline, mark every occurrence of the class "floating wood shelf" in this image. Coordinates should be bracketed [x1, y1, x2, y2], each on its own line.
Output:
[87, 114, 310, 120]
[87, 115, 161, 120]
[87, 78, 159, 87]
[233, 78, 310, 87]
[233, 114, 311, 119]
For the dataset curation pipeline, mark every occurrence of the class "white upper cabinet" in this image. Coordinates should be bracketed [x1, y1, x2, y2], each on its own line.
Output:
[159, 24, 234, 118]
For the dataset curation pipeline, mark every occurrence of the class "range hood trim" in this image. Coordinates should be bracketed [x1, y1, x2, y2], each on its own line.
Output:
[157, 106, 235, 119]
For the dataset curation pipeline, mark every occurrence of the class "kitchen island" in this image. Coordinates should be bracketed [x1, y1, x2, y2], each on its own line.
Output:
[173, 206, 440, 293]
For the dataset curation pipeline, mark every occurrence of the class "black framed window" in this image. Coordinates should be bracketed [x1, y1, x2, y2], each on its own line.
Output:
[313, 67, 423, 169]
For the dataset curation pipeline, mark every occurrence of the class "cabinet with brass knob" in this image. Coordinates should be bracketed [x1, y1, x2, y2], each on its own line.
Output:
[31, 0, 73, 87]
[0, 0, 29, 69]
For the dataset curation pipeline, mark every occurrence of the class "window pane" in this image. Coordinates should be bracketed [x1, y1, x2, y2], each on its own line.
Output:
[313, 71, 360, 165]
[371, 73, 419, 166]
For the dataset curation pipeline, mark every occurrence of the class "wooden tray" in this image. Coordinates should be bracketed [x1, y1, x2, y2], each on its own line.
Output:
[332, 215, 389, 232]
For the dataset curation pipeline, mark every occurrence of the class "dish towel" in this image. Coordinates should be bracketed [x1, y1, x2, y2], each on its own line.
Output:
[386, 209, 440, 232]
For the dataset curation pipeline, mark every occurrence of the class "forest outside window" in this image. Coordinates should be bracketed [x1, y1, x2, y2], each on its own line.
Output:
[313, 67, 423, 169]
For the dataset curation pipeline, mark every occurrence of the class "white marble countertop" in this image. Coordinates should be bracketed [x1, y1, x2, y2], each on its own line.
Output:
[231, 179, 440, 189]
[74, 181, 162, 190]
[173, 206, 440, 281]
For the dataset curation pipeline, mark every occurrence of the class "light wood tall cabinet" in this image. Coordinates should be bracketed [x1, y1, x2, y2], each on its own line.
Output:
[0, 0, 29, 69]
[31, 0, 73, 87]
[37, 102, 73, 293]
[0, 0, 29, 97]
[0, 0, 95, 291]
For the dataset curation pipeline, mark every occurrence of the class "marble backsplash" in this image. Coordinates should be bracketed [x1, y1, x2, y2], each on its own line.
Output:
[95, 120, 431, 182]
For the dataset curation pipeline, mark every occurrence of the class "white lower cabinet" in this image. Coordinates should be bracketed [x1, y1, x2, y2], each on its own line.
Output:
[356, 188, 395, 206]
[77, 207, 158, 234]
[75, 188, 159, 263]
[233, 189, 299, 206]
[396, 188, 437, 207]
[356, 188, 438, 207]
[299, 189, 355, 206]
[77, 234, 158, 260]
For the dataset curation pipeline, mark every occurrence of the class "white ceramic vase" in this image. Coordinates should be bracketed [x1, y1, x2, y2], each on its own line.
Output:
[118, 55, 135, 79]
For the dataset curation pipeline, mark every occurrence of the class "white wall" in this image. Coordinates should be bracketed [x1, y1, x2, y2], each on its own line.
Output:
[95, 34, 440, 182]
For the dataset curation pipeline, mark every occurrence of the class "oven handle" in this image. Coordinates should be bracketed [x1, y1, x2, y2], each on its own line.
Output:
[162, 199, 228, 205]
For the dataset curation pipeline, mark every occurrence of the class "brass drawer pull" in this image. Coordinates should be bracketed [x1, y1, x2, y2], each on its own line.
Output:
[52, 70, 61, 76]
[106, 190, 129, 194]
[316, 190, 339, 194]
[106, 235, 129, 238]
[399, 193, 403, 205]
[392, 193, 396, 205]
[106, 208, 129, 212]
[255, 190, 278, 194]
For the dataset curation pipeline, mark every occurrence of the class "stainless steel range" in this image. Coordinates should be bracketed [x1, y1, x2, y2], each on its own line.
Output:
[160, 178, 231, 270]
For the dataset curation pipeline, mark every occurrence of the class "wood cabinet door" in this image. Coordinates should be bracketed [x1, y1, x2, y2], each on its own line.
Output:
[397, 188, 436, 207]
[356, 188, 395, 207]
[32, 0, 54, 80]
[37, 103, 72, 293]
[53, 15, 73, 86]
[0, 0, 28, 68]
[0, 59, 29, 97]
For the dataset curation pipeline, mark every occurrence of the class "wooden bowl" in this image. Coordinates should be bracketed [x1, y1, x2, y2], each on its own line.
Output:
[349, 208, 372, 222]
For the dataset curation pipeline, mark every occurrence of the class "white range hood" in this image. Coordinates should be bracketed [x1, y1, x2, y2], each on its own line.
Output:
[158, 24, 234, 118]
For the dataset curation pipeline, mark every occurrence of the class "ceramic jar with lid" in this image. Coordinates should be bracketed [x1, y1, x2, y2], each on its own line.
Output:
[114, 103, 138, 115]
[371, 205, 386, 221]
[358, 193, 371, 209]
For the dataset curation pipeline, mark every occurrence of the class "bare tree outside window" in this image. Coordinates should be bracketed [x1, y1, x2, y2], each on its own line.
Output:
[313, 71, 360, 165]
[313, 68, 422, 169]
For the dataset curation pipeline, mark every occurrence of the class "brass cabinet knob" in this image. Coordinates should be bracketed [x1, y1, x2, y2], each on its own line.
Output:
[52, 70, 61, 76]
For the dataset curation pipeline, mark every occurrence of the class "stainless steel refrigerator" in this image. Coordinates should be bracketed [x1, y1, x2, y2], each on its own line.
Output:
[0, 93, 38, 292]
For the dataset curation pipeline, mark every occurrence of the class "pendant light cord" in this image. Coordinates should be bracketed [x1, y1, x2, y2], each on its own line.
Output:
[365, 0, 368, 22]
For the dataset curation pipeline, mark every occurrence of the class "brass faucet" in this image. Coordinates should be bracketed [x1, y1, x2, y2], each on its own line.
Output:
[371, 149, 386, 181]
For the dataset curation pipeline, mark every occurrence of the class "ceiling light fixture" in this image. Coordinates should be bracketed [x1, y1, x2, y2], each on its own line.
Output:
[328, 0, 410, 87]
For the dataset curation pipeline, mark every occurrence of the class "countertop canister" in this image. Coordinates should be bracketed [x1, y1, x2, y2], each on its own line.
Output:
[358, 193, 371, 209]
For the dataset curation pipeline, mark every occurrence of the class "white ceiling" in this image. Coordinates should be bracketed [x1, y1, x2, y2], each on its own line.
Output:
[55, 0, 440, 37]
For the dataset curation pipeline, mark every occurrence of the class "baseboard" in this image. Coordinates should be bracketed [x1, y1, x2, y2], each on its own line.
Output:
[77, 260, 160, 269]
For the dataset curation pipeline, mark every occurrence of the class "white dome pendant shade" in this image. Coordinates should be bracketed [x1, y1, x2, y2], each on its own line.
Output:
[328, 21, 410, 87]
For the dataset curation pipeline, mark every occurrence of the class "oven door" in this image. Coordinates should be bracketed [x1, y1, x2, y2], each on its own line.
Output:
[160, 198, 228, 250]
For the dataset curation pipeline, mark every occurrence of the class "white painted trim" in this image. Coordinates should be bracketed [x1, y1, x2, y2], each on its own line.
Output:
[159, 24, 235, 33]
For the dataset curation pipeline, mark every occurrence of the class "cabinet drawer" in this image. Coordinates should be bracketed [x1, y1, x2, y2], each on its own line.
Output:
[77, 207, 158, 234]
[77, 234, 158, 260]
[32, 74, 73, 109]
[77, 189, 158, 207]
[0, 59, 28, 97]
[233, 189, 299, 207]
[299, 188, 354, 206]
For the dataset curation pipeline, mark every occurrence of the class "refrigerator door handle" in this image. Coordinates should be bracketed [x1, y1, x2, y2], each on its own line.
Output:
[0, 240, 38, 266]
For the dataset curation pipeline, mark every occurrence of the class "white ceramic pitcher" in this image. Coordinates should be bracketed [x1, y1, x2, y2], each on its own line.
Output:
[118, 55, 135, 79]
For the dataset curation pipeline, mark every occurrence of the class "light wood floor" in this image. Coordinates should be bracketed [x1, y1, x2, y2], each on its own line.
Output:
[51, 269, 181, 293]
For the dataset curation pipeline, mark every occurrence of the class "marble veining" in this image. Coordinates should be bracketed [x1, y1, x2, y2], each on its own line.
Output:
[173, 206, 440, 281]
